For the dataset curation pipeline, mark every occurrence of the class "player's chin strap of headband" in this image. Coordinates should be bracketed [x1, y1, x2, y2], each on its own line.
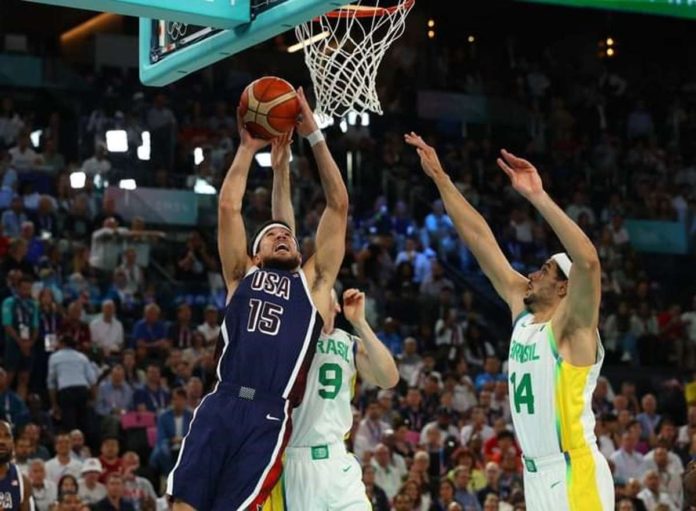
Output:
[252, 222, 297, 256]
[551, 252, 572, 278]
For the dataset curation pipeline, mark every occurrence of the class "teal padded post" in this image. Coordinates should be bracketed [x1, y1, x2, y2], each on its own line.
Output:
[22, 0, 250, 28]
[139, 0, 344, 87]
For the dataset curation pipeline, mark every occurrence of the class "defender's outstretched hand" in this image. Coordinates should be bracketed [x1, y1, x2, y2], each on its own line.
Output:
[404, 132, 446, 180]
[236, 106, 271, 153]
[342, 289, 366, 325]
[271, 130, 293, 171]
[295, 87, 319, 138]
[496, 149, 544, 198]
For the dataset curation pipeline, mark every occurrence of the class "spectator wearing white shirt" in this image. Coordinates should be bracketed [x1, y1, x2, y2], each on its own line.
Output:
[44, 433, 83, 484]
[81, 144, 111, 177]
[196, 306, 221, 346]
[89, 217, 131, 272]
[394, 238, 430, 284]
[397, 337, 422, 386]
[644, 445, 683, 509]
[460, 406, 495, 445]
[610, 431, 647, 483]
[370, 443, 405, 500]
[678, 405, 696, 447]
[78, 458, 107, 505]
[90, 300, 124, 358]
[28, 459, 58, 511]
[637, 470, 678, 511]
[354, 401, 391, 462]
[117, 248, 145, 295]
[610, 215, 630, 246]
[9, 132, 42, 169]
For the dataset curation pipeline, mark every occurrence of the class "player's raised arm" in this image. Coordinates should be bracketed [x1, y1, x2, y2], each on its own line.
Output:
[270, 131, 296, 232]
[404, 132, 528, 319]
[497, 150, 601, 330]
[297, 88, 349, 300]
[218, 110, 270, 296]
[343, 289, 399, 389]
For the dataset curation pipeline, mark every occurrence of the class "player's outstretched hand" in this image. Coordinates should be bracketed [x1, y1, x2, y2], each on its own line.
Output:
[342, 288, 366, 325]
[403, 132, 446, 180]
[271, 130, 293, 172]
[295, 87, 319, 138]
[236, 106, 270, 153]
[496, 149, 544, 199]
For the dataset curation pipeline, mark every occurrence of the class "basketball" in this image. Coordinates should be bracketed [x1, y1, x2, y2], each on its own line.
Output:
[239, 76, 300, 140]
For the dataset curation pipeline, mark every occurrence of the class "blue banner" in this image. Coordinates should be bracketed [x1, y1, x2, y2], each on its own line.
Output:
[624, 220, 690, 254]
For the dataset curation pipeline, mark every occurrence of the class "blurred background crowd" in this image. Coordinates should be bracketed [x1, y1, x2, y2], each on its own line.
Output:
[1, 0, 696, 509]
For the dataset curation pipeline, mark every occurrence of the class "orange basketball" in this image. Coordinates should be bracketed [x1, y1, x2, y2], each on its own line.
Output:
[239, 76, 300, 140]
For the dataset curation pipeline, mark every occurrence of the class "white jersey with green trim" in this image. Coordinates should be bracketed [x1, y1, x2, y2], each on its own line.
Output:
[508, 311, 604, 459]
[289, 328, 358, 447]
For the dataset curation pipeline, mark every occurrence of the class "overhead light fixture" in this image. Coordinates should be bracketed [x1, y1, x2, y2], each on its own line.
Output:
[69, 172, 86, 189]
[313, 112, 334, 130]
[254, 152, 294, 168]
[137, 131, 150, 161]
[119, 179, 137, 190]
[360, 113, 370, 127]
[287, 31, 330, 53]
[468, 35, 475, 43]
[339, 119, 348, 134]
[106, 130, 128, 152]
[194, 147, 204, 165]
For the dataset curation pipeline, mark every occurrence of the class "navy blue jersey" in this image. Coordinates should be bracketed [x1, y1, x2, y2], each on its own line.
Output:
[0, 464, 23, 510]
[217, 267, 322, 405]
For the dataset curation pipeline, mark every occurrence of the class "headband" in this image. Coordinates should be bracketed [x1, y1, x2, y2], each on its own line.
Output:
[251, 222, 296, 256]
[551, 252, 573, 278]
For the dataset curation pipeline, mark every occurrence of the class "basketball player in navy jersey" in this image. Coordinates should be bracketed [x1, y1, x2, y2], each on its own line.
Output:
[168, 86, 348, 511]
[0, 421, 32, 511]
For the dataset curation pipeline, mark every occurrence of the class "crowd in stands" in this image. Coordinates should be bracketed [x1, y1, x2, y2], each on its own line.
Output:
[1, 13, 696, 511]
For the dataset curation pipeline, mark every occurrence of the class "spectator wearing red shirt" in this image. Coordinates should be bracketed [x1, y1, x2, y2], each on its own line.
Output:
[98, 437, 122, 484]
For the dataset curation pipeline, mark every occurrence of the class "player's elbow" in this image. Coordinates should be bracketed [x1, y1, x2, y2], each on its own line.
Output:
[218, 199, 242, 215]
[377, 367, 400, 389]
[328, 193, 349, 214]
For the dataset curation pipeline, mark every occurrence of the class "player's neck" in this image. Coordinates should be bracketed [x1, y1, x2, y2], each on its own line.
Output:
[0, 463, 8, 479]
[528, 305, 555, 324]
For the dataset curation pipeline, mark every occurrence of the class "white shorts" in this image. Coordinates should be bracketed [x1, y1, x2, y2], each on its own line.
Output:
[522, 446, 614, 511]
[283, 441, 370, 511]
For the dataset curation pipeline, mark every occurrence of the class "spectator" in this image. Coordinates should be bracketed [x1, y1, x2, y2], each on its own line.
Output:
[80, 143, 111, 177]
[167, 304, 194, 350]
[90, 300, 124, 359]
[453, 465, 481, 510]
[395, 238, 430, 284]
[355, 401, 391, 461]
[28, 459, 58, 511]
[645, 445, 683, 508]
[57, 473, 79, 499]
[432, 479, 458, 511]
[40, 138, 65, 172]
[637, 394, 662, 443]
[13, 435, 32, 475]
[1, 195, 28, 238]
[376, 317, 403, 356]
[121, 451, 157, 511]
[47, 335, 97, 434]
[476, 462, 502, 506]
[69, 429, 90, 462]
[196, 305, 220, 346]
[637, 470, 678, 510]
[94, 472, 136, 511]
[9, 131, 42, 169]
[474, 356, 506, 392]
[131, 304, 169, 362]
[2, 275, 39, 388]
[400, 387, 427, 434]
[58, 301, 91, 353]
[117, 248, 144, 296]
[95, 364, 133, 437]
[97, 437, 122, 485]
[45, 433, 83, 484]
[149, 387, 191, 477]
[0, 366, 29, 430]
[1, 238, 34, 278]
[20, 221, 43, 266]
[89, 218, 130, 273]
[22, 423, 50, 460]
[420, 260, 455, 298]
[363, 464, 389, 511]
[78, 458, 106, 505]
[175, 231, 216, 283]
[132, 364, 169, 415]
[461, 407, 495, 445]
[611, 431, 647, 483]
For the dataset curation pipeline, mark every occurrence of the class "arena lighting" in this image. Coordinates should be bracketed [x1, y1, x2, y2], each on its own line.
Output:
[427, 18, 435, 28]
[607, 47, 615, 57]
[194, 178, 217, 195]
[105, 130, 128, 152]
[119, 179, 137, 190]
[606, 37, 614, 46]
[69, 172, 86, 189]
[254, 152, 294, 167]
[137, 131, 150, 161]
[314, 112, 334, 130]
[193, 147, 204, 165]
[468, 35, 475, 43]
[360, 113, 370, 127]
[287, 31, 330, 53]
[30, 130, 42, 148]
[428, 30, 435, 39]
[339, 119, 348, 133]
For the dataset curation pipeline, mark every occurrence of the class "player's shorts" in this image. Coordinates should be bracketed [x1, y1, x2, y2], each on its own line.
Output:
[264, 441, 370, 511]
[167, 382, 292, 511]
[522, 445, 614, 511]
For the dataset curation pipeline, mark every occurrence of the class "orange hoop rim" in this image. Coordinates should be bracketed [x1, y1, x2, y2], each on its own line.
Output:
[324, 0, 414, 18]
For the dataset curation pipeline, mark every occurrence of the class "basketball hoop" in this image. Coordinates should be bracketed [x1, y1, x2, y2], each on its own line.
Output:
[295, 0, 415, 120]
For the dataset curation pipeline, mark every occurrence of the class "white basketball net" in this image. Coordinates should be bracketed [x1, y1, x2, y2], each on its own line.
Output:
[295, 0, 414, 120]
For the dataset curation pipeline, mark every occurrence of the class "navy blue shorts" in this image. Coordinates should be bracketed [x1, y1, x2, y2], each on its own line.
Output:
[167, 382, 291, 510]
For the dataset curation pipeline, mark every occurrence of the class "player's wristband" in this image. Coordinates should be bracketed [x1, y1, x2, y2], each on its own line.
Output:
[306, 129, 325, 147]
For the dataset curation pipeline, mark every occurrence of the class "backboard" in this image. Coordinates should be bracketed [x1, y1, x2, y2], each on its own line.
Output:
[140, 0, 346, 87]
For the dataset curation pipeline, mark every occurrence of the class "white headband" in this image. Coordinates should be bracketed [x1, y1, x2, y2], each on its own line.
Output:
[251, 222, 295, 256]
[551, 252, 572, 278]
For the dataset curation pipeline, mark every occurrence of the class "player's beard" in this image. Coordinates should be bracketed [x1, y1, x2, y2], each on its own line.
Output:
[0, 450, 11, 464]
[262, 254, 301, 271]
